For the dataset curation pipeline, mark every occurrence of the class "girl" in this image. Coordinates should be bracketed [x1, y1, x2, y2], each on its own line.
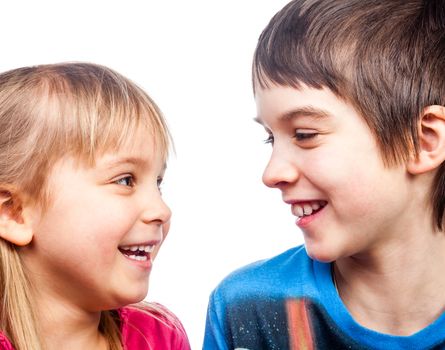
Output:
[0, 63, 190, 350]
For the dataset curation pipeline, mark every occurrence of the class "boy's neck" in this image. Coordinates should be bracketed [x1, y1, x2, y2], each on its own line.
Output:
[334, 228, 445, 336]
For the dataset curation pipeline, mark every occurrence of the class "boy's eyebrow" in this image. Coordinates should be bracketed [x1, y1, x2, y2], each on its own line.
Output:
[254, 106, 332, 125]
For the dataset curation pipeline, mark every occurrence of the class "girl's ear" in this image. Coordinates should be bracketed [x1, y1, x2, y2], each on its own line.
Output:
[0, 189, 34, 246]
[407, 105, 445, 175]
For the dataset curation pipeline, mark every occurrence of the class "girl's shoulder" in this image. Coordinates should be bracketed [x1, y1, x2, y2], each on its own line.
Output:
[118, 303, 190, 350]
[0, 332, 13, 350]
[0, 306, 190, 350]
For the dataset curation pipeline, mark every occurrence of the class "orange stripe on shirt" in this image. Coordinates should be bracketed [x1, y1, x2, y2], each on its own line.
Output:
[286, 299, 314, 350]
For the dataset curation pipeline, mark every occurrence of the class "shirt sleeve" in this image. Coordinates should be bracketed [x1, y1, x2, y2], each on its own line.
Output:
[170, 313, 191, 350]
[203, 290, 229, 350]
[0, 333, 13, 350]
[120, 304, 191, 350]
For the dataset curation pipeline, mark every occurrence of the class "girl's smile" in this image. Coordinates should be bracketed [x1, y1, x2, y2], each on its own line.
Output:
[118, 241, 160, 269]
[21, 127, 171, 311]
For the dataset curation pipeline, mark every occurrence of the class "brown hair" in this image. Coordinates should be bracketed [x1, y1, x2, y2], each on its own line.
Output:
[253, 0, 445, 228]
[0, 62, 171, 349]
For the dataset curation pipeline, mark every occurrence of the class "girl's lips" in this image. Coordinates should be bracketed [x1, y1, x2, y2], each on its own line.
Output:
[118, 242, 159, 269]
[120, 251, 153, 270]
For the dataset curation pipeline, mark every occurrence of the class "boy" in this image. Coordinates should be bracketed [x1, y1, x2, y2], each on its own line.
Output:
[203, 1, 445, 349]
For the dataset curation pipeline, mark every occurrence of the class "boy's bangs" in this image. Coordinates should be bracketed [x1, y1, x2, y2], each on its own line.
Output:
[252, 1, 352, 97]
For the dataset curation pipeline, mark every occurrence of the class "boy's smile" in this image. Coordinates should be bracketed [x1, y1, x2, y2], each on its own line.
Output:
[255, 83, 418, 262]
[287, 199, 327, 226]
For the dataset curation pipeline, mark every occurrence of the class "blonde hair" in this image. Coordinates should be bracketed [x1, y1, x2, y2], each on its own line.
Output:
[0, 62, 171, 349]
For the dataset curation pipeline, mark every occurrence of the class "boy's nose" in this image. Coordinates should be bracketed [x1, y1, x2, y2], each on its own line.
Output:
[262, 148, 300, 189]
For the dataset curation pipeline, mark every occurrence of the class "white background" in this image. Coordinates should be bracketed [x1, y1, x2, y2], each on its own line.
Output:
[0, 1, 304, 348]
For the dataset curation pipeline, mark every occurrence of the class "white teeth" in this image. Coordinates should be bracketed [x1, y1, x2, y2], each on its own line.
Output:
[303, 204, 313, 215]
[294, 206, 303, 217]
[119, 244, 155, 253]
[144, 246, 154, 253]
[127, 254, 148, 261]
[292, 201, 326, 218]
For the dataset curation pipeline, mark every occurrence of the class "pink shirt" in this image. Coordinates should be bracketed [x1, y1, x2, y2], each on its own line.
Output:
[0, 305, 190, 350]
[119, 305, 191, 349]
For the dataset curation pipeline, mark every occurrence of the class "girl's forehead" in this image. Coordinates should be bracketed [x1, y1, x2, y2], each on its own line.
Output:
[98, 129, 166, 164]
[92, 117, 168, 158]
[49, 123, 167, 176]
[49, 137, 166, 184]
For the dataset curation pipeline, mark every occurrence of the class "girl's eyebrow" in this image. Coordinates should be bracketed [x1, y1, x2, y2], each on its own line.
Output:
[254, 106, 332, 125]
[103, 157, 146, 169]
[102, 157, 167, 172]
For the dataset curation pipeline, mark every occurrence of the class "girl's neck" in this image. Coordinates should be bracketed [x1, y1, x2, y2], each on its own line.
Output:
[32, 291, 108, 350]
[334, 227, 445, 336]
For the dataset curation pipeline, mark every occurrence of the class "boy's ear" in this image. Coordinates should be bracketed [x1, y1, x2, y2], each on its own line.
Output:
[407, 105, 445, 175]
[0, 189, 34, 246]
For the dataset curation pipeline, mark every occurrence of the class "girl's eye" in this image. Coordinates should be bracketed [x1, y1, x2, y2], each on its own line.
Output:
[114, 175, 135, 187]
[157, 177, 163, 191]
[294, 131, 318, 141]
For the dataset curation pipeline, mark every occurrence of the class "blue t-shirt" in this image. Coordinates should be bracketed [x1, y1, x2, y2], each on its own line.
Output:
[203, 245, 445, 350]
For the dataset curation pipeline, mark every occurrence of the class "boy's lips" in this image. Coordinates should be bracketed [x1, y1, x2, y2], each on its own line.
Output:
[283, 199, 328, 218]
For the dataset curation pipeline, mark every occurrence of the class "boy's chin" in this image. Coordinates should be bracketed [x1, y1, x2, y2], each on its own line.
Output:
[304, 244, 340, 263]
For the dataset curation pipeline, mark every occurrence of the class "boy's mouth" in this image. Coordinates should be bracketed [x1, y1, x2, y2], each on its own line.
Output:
[292, 200, 327, 218]
[118, 245, 155, 261]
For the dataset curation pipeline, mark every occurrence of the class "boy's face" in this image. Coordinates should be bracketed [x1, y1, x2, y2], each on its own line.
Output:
[20, 126, 171, 312]
[255, 83, 417, 262]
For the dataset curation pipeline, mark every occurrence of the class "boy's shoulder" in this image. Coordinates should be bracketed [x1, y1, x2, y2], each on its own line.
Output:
[119, 303, 190, 350]
[204, 245, 334, 350]
[211, 244, 319, 303]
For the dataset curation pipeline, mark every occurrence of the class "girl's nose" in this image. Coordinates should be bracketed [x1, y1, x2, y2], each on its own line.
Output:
[141, 191, 172, 226]
[262, 147, 300, 189]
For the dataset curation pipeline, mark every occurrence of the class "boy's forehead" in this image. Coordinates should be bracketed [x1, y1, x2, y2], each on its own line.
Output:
[254, 106, 332, 126]
[254, 84, 340, 125]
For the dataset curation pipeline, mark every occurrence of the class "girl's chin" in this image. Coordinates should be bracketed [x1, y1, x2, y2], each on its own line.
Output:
[112, 289, 149, 308]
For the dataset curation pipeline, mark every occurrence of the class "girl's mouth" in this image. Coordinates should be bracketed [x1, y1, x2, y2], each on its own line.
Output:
[118, 245, 155, 261]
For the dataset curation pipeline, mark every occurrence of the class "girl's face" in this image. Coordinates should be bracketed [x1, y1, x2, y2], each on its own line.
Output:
[20, 126, 171, 312]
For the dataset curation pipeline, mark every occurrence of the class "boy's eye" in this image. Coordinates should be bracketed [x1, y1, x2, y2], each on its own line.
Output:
[263, 134, 274, 145]
[114, 175, 135, 187]
[294, 130, 318, 141]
